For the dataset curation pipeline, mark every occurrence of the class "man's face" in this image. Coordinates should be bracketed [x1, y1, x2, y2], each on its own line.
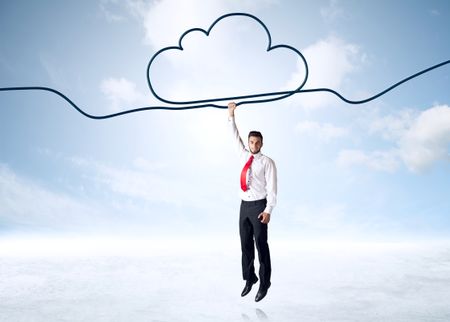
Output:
[248, 136, 263, 154]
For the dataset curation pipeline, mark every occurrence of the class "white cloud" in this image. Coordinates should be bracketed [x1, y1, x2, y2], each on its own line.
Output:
[399, 105, 450, 172]
[337, 149, 401, 173]
[100, 77, 147, 111]
[295, 120, 348, 142]
[69, 156, 220, 210]
[99, 0, 126, 22]
[127, 0, 229, 49]
[126, 0, 278, 49]
[286, 36, 365, 110]
[368, 108, 416, 141]
[94, 162, 181, 205]
[338, 105, 450, 173]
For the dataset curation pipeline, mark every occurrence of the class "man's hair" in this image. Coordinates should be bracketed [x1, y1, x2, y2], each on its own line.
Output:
[248, 131, 263, 142]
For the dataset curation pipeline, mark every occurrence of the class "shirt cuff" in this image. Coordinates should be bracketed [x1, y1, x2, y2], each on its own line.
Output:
[263, 206, 273, 214]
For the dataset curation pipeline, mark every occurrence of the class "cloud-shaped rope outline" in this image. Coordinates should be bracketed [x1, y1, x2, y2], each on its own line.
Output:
[146, 12, 309, 107]
[0, 12, 449, 119]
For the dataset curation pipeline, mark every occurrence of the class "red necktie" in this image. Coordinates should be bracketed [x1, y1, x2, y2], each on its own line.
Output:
[240, 155, 254, 192]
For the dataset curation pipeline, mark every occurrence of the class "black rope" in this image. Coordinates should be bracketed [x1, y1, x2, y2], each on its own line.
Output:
[0, 12, 448, 119]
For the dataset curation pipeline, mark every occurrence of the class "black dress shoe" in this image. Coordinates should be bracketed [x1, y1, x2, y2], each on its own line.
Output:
[241, 279, 258, 297]
[255, 283, 270, 302]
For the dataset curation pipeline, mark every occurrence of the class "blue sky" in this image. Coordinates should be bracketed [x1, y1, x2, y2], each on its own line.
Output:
[0, 0, 449, 241]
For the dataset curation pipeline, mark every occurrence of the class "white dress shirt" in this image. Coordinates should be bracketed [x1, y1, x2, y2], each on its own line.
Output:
[228, 116, 277, 214]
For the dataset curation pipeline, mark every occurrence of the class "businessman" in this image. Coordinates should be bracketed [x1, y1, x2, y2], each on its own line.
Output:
[227, 101, 277, 302]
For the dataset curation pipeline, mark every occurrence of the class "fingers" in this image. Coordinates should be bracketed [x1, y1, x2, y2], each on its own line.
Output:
[228, 101, 236, 109]
[259, 213, 267, 223]
[258, 213, 270, 224]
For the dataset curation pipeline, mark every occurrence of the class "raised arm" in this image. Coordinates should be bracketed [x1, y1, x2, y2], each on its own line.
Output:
[228, 102, 247, 157]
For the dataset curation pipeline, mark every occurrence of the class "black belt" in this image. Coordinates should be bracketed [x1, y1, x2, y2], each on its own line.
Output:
[241, 198, 267, 206]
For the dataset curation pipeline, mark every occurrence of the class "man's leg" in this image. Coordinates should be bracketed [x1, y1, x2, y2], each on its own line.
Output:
[250, 203, 272, 288]
[239, 202, 258, 283]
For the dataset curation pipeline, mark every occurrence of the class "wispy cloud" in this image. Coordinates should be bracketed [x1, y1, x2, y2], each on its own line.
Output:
[368, 108, 416, 141]
[429, 9, 440, 16]
[99, 0, 126, 22]
[0, 163, 107, 231]
[320, 0, 345, 23]
[295, 120, 349, 142]
[69, 156, 221, 210]
[126, 0, 230, 48]
[100, 77, 147, 111]
[0, 155, 234, 234]
[337, 148, 401, 173]
[126, 0, 277, 48]
[286, 36, 366, 110]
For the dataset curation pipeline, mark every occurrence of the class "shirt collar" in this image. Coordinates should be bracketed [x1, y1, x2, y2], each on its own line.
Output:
[250, 151, 263, 159]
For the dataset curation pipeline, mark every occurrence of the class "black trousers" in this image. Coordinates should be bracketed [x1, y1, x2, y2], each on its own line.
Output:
[239, 198, 271, 288]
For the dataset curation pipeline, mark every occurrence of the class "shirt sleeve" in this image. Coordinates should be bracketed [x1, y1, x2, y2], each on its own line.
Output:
[228, 116, 248, 158]
[264, 159, 277, 214]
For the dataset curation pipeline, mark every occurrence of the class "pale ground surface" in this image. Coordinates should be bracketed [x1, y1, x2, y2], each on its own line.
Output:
[1, 237, 450, 322]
